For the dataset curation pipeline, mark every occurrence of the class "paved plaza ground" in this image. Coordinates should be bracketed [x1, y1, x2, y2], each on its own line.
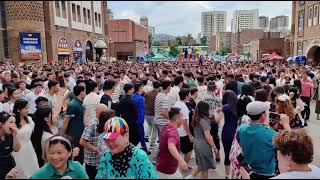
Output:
[146, 101, 320, 179]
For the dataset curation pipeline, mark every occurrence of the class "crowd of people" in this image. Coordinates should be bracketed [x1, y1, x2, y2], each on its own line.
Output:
[0, 59, 320, 179]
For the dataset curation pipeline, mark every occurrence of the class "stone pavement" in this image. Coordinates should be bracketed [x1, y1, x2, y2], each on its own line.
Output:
[143, 101, 320, 179]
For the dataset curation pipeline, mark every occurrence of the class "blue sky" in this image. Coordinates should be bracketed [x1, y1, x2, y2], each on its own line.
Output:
[108, 1, 292, 37]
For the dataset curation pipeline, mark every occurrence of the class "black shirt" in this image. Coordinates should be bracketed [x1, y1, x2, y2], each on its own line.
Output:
[116, 95, 139, 146]
[226, 80, 238, 95]
[186, 98, 196, 136]
[100, 94, 115, 110]
[0, 134, 13, 157]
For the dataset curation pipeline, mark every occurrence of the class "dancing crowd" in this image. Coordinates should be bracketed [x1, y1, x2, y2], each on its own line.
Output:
[0, 59, 320, 179]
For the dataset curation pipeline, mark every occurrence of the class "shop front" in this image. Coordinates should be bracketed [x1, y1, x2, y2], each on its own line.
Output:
[73, 40, 83, 64]
[94, 39, 107, 62]
[57, 38, 70, 63]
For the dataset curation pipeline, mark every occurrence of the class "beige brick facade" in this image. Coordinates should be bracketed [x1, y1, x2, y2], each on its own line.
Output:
[292, 1, 320, 64]
[4, 1, 108, 64]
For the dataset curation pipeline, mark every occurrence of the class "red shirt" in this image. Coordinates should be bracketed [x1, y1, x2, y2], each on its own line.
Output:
[156, 123, 180, 174]
[301, 78, 314, 97]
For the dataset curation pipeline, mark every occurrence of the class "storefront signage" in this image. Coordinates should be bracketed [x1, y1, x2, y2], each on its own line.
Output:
[297, 42, 303, 56]
[19, 32, 42, 60]
[73, 40, 82, 52]
[298, 10, 304, 36]
[57, 38, 70, 55]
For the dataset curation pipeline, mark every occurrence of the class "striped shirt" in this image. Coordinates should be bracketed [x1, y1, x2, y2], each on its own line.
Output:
[154, 92, 170, 126]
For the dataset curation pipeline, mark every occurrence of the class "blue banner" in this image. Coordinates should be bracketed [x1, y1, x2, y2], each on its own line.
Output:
[19, 32, 42, 60]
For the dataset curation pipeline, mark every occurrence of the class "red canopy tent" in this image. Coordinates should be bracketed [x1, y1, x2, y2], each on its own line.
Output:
[226, 52, 238, 61]
[263, 52, 284, 61]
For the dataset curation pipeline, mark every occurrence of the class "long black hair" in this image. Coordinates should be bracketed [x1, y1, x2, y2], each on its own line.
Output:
[192, 101, 210, 127]
[31, 106, 53, 166]
[13, 99, 29, 129]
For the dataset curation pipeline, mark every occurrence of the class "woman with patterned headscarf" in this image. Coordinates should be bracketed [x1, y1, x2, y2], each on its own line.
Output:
[96, 117, 157, 179]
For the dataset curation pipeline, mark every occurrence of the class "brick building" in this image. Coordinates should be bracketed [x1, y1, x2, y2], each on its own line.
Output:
[208, 35, 216, 52]
[3, 1, 108, 64]
[108, 19, 149, 60]
[232, 29, 265, 53]
[292, 1, 320, 64]
[247, 38, 285, 61]
[216, 32, 231, 52]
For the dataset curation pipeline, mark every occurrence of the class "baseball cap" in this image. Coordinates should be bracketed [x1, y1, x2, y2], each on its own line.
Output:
[246, 101, 270, 116]
[99, 117, 129, 140]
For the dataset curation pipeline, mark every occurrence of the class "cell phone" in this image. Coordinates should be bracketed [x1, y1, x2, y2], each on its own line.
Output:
[237, 154, 251, 173]
[269, 112, 281, 123]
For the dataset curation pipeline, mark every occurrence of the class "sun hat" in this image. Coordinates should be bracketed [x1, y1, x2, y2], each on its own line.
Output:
[99, 117, 129, 140]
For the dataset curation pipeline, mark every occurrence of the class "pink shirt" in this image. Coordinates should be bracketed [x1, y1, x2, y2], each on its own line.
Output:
[300, 78, 314, 97]
[156, 124, 180, 174]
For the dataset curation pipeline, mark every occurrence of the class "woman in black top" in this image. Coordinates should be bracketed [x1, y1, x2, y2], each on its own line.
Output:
[0, 112, 21, 179]
[187, 88, 198, 136]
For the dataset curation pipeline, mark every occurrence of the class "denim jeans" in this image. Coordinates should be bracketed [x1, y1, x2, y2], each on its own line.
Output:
[145, 115, 157, 148]
[151, 124, 165, 162]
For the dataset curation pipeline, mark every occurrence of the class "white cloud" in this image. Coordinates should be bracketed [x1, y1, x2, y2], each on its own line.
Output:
[108, 1, 292, 38]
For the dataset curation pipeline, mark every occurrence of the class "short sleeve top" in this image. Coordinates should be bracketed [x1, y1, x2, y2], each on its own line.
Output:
[0, 134, 13, 157]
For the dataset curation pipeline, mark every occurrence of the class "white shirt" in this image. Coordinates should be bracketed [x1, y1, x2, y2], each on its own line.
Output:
[0, 102, 3, 112]
[174, 101, 189, 137]
[39, 92, 56, 106]
[215, 79, 224, 99]
[25, 92, 41, 114]
[68, 77, 76, 92]
[2, 101, 14, 114]
[272, 165, 320, 179]
[143, 85, 153, 94]
[276, 78, 286, 87]
[197, 85, 207, 103]
[83, 92, 101, 126]
[167, 86, 180, 107]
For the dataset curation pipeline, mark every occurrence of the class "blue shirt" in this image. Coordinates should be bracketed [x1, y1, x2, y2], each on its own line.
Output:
[96, 147, 157, 179]
[237, 124, 277, 175]
[132, 93, 145, 126]
[30, 160, 88, 179]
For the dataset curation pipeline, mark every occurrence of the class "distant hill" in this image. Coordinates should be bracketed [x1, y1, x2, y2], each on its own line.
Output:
[154, 34, 176, 41]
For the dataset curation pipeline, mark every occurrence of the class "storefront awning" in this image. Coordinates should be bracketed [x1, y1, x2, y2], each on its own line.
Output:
[94, 40, 107, 49]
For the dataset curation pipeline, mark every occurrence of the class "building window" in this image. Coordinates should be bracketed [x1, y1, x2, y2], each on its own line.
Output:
[298, 10, 304, 36]
[61, 1, 66, 18]
[314, 4, 319, 26]
[83, 8, 87, 24]
[87, 9, 91, 25]
[98, 13, 101, 27]
[95, 12, 98, 27]
[55, 1, 60, 17]
[72, 3, 76, 21]
[308, 6, 313, 27]
[77, 5, 81, 22]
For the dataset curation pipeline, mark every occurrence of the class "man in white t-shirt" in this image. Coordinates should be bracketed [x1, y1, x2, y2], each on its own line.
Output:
[196, 76, 207, 103]
[25, 83, 43, 115]
[83, 81, 101, 126]
[174, 88, 193, 165]
[168, 76, 184, 106]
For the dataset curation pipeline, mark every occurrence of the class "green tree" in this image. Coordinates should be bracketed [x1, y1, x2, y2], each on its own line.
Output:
[219, 43, 231, 56]
[169, 40, 180, 57]
[200, 36, 207, 46]
[175, 36, 182, 46]
[152, 40, 161, 46]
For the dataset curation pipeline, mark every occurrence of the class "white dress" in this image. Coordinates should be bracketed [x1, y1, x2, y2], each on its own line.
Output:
[12, 117, 39, 179]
